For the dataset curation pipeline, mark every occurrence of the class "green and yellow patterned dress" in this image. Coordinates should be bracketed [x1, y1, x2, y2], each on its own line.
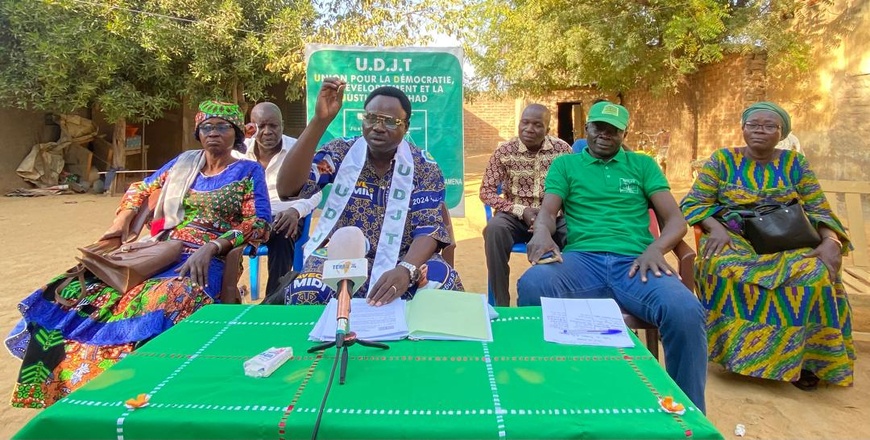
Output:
[681, 147, 855, 386]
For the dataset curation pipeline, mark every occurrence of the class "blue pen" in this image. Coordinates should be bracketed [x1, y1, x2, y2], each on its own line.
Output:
[561, 329, 623, 335]
[587, 329, 623, 335]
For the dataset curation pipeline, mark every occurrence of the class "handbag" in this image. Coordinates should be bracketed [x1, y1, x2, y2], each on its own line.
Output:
[52, 238, 125, 306]
[77, 240, 184, 294]
[741, 198, 821, 254]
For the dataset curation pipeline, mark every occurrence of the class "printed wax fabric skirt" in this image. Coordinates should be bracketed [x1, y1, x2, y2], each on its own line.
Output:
[5, 254, 223, 408]
[697, 234, 855, 386]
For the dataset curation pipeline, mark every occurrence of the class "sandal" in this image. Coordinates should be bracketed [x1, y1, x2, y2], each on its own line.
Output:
[793, 369, 820, 391]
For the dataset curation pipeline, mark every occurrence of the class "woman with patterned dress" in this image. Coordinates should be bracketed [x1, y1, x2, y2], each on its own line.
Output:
[5, 101, 271, 408]
[276, 79, 463, 305]
[681, 102, 855, 391]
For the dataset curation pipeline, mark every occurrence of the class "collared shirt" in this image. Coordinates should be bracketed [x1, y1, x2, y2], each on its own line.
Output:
[235, 135, 321, 217]
[545, 148, 670, 256]
[774, 133, 802, 153]
[480, 135, 571, 217]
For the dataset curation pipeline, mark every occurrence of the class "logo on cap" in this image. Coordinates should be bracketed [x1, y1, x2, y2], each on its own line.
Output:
[602, 105, 621, 117]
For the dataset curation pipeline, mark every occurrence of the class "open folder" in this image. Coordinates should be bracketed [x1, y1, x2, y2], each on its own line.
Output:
[309, 289, 493, 342]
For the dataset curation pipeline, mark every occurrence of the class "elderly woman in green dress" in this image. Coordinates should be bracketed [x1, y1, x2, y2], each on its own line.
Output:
[681, 102, 855, 391]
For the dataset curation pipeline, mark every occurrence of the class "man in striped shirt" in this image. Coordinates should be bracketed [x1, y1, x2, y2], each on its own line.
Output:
[480, 104, 571, 306]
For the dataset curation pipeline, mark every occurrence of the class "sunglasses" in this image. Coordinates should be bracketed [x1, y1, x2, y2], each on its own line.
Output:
[359, 113, 407, 130]
[199, 122, 235, 135]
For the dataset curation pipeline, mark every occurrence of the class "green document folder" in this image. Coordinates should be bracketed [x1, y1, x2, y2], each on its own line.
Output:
[405, 289, 493, 341]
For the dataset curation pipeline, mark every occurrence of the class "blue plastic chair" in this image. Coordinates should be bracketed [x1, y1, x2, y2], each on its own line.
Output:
[571, 138, 587, 153]
[246, 214, 312, 300]
[483, 185, 528, 305]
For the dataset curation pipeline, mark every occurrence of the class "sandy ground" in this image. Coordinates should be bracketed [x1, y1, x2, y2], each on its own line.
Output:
[0, 152, 867, 439]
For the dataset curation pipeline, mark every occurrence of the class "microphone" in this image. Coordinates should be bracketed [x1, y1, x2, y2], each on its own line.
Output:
[321, 226, 368, 346]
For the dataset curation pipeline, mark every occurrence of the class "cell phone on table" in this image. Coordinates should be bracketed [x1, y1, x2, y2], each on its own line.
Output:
[536, 251, 562, 265]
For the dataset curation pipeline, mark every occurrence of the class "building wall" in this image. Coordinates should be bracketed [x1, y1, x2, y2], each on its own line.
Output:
[91, 106, 186, 172]
[690, 54, 764, 157]
[624, 54, 766, 184]
[767, 0, 870, 181]
[0, 108, 55, 191]
[462, 95, 520, 153]
[533, 89, 619, 141]
[624, 84, 695, 183]
[460, 37, 869, 187]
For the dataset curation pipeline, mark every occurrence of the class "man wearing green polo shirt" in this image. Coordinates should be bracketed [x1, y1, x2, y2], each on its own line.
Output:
[517, 101, 707, 413]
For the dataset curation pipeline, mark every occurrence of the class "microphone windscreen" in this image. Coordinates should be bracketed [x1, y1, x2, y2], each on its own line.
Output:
[327, 226, 367, 260]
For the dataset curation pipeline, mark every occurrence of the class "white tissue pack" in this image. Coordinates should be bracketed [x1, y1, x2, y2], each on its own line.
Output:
[244, 347, 293, 378]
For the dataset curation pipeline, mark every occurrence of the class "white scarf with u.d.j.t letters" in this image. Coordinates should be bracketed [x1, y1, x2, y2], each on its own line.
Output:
[303, 137, 414, 295]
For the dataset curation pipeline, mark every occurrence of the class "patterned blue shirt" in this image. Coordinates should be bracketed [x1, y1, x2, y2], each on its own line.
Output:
[300, 137, 450, 258]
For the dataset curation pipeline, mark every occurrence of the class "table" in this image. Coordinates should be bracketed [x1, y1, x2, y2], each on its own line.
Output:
[14, 305, 723, 439]
[107, 144, 149, 170]
[98, 169, 156, 196]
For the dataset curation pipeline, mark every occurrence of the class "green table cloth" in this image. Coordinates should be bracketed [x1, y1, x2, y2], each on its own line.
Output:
[15, 305, 723, 439]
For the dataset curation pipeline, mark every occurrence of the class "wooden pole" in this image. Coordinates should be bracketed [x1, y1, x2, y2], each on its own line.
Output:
[112, 118, 126, 169]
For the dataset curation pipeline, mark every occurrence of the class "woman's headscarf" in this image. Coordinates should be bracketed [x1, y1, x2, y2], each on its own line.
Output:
[741, 102, 791, 140]
[193, 100, 246, 150]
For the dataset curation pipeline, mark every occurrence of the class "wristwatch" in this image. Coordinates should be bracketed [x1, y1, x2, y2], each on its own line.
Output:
[397, 261, 420, 286]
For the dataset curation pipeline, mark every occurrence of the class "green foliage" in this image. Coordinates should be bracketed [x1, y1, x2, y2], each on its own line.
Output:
[0, 0, 432, 121]
[456, 0, 832, 95]
[0, 0, 188, 121]
[265, 0, 439, 100]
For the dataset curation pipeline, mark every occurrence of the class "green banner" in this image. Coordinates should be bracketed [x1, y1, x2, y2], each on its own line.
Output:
[305, 45, 465, 214]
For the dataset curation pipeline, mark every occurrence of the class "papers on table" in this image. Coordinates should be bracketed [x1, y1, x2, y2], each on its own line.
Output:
[309, 290, 493, 342]
[406, 289, 493, 341]
[309, 298, 408, 342]
[540, 297, 635, 348]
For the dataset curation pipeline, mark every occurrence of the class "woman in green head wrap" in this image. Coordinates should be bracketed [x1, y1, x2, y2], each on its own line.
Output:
[740, 101, 792, 141]
[680, 101, 855, 391]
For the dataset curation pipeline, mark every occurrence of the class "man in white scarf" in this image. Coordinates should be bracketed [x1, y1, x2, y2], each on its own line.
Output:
[276, 78, 463, 306]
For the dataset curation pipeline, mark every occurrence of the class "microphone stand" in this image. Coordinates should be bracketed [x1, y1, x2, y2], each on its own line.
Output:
[308, 282, 389, 440]
[308, 280, 390, 384]
[309, 331, 390, 382]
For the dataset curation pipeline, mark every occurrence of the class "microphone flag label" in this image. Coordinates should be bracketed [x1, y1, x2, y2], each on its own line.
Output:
[321, 257, 368, 295]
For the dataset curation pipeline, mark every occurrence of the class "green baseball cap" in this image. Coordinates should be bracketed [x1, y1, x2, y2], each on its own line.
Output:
[587, 101, 629, 130]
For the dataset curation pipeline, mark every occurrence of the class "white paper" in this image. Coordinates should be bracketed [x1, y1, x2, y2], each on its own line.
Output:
[487, 303, 499, 320]
[540, 298, 635, 348]
[309, 298, 408, 342]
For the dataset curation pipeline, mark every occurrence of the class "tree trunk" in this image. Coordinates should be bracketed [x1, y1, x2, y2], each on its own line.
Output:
[182, 96, 194, 152]
[112, 118, 126, 169]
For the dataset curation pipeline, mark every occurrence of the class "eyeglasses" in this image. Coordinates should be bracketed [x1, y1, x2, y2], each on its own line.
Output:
[199, 122, 234, 135]
[743, 123, 780, 134]
[359, 113, 406, 130]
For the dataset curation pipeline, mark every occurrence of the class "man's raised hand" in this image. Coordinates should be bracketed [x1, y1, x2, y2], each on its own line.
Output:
[315, 77, 347, 121]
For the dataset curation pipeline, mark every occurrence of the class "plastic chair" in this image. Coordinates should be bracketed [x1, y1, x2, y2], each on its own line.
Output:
[482, 185, 528, 305]
[483, 205, 528, 253]
[246, 214, 312, 300]
[620, 209, 696, 360]
[482, 205, 696, 361]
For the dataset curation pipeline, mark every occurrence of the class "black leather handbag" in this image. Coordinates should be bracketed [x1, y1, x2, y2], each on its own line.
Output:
[742, 198, 821, 254]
